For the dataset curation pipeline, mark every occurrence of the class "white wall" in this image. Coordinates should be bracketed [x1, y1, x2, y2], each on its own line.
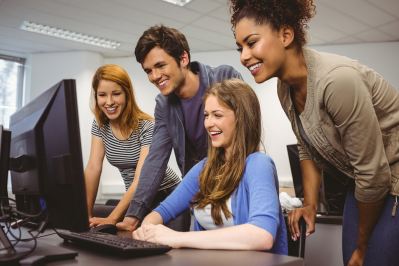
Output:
[25, 41, 399, 199]
[24, 51, 118, 197]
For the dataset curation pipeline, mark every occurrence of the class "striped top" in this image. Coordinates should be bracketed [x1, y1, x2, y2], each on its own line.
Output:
[91, 119, 181, 191]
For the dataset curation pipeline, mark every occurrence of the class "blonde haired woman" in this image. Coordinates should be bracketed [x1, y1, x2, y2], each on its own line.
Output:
[85, 64, 180, 228]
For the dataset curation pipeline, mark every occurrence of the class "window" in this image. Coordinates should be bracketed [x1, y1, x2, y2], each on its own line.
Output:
[0, 54, 25, 128]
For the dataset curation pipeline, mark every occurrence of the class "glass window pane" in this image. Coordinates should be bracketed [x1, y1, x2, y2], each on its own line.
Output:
[0, 55, 25, 127]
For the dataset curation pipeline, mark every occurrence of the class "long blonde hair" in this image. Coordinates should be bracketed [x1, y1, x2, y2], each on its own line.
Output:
[91, 64, 153, 137]
[192, 79, 262, 225]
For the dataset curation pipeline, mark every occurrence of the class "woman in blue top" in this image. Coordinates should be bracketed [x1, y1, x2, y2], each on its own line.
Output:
[132, 79, 287, 254]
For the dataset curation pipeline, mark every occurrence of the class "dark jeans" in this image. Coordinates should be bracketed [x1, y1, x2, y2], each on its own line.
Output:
[93, 185, 191, 232]
[342, 189, 399, 266]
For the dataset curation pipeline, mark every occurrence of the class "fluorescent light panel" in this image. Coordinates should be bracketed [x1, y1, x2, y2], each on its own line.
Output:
[20, 21, 120, 50]
[161, 0, 192, 6]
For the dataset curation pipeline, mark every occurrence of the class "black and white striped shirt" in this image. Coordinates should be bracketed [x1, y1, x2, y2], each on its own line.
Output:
[91, 119, 181, 191]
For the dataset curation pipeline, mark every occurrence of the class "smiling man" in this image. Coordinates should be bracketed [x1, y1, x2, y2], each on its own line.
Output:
[117, 25, 242, 231]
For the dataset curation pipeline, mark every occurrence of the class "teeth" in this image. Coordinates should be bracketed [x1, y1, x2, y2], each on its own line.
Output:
[107, 107, 116, 113]
[159, 80, 167, 86]
[210, 131, 222, 136]
[248, 63, 261, 71]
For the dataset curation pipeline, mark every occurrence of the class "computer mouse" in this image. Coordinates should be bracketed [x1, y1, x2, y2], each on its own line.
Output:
[90, 224, 118, 235]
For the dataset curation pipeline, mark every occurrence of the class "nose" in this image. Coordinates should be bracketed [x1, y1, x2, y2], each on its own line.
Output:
[240, 46, 251, 65]
[204, 115, 213, 130]
[150, 69, 161, 82]
[105, 95, 114, 105]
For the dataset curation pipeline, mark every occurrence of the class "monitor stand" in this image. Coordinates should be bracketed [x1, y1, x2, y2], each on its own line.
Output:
[18, 242, 78, 266]
[0, 225, 77, 265]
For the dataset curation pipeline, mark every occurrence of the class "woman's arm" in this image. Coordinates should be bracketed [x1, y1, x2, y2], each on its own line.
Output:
[142, 211, 163, 225]
[288, 159, 321, 239]
[91, 146, 150, 227]
[133, 223, 272, 250]
[323, 67, 390, 265]
[85, 135, 105, 218]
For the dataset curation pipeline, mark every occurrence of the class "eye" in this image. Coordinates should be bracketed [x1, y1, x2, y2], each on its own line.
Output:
[236, 46, 242, 53]
[204, 113, 209, 118]
[247, 40, 256, 48]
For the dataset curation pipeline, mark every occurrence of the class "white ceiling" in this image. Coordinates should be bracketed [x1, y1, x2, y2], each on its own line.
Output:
[0, 0, 398, 58]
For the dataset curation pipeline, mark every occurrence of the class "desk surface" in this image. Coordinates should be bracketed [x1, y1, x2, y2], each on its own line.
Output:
[34, 232, 303, 266]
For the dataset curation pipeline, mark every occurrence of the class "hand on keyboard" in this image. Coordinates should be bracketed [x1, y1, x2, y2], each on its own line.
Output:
[57, 230, 172, 257]
[116, 216, 139, 232]
[133, 224, 182, 248]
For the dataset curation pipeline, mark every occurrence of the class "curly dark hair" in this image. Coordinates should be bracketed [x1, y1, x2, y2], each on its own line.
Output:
[134, 25, 190, 66]
[230, 0, 315, 48]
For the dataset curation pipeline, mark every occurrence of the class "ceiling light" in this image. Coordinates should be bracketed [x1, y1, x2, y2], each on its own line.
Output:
[20, 21, 120, 50]
[161, 0, 192, 6]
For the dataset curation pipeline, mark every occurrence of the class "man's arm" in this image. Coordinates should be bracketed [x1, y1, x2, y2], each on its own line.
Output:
[123, 97, 173, 223]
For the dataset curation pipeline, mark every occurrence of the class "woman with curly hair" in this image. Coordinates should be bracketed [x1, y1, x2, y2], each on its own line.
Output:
[132, 79, 287, 254]
[230, 0, 399, 265]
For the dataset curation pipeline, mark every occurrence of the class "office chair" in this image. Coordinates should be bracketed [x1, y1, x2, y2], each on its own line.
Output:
[285, 216, 306, 258]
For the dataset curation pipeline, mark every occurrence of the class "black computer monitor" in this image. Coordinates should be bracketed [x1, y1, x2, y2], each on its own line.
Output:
[8, 79, 89, 232]
[286, 144, 346, 216]
[0, 125, 11, 213]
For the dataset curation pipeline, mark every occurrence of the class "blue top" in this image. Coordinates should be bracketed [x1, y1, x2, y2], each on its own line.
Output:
[155, 152, 288, 255]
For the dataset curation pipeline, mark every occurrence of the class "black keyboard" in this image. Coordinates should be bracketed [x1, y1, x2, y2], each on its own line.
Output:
[56, 230, 172, 257]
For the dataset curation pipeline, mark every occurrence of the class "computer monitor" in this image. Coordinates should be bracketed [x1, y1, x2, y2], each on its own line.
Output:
[0, 125, 11, 213]
[8, 79, 89, 232]
[286, 144, 346, 216]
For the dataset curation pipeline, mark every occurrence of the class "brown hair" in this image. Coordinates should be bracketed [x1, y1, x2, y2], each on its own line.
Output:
[230, 0, 315, 48]
[134, 25, 191, 66]
[192, 79, 262, 225]
[91, 64, 153, 138]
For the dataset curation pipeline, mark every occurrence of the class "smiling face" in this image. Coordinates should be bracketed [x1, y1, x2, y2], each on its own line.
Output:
[204, 95, 236, 158]
[235, 17, 288, 83]
[142, 46, 188, 96]
[96, 80, 126, 122]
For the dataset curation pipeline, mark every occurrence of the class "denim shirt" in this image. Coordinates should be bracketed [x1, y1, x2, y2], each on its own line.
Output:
[126, 61, 242, 220]
[278, 48, 399, 202]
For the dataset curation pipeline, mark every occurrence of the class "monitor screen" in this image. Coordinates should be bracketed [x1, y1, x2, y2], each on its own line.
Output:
[9, 80, 89, 232]
[0, 125, 11, 213]
[286, 144, 346, 216]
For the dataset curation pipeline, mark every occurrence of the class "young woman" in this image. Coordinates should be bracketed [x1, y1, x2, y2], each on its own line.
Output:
[85, 64, 180, 228]
[230, 1, 399, 265]
[132, 79, 287, 254]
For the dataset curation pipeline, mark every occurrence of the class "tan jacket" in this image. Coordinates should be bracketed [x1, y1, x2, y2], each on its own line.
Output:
[278, 48, 399, 202]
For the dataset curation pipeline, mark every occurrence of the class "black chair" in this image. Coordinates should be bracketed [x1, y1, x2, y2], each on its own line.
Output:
[284, 216, 306, 258]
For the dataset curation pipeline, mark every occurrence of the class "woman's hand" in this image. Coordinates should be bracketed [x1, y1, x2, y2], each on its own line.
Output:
[89, 216, 117, 227]
[288, 205, 316, 241]
[132, 224, 182, 248]
[347, 247, 366, 266]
